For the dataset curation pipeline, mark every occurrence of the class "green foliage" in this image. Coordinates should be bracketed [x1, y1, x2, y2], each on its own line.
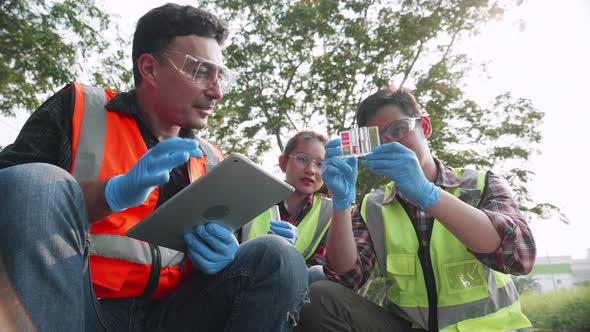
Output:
[1, 0, 562, 222]
[521, 285, 590, 331]
[202, 0, 559, 221]
[512, 275, 541, 294]
[0, 0, 132, 117]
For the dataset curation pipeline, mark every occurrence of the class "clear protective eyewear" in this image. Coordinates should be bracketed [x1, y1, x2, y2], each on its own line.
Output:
[288, 153, 323, 171]
[379, 117, 421, 142]
[161, 51, 238, 92]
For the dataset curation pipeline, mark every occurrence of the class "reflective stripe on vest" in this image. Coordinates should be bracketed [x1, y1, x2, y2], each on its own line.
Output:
[71, 84, 108, 182]
[69, 82, 223, 299]
[242, 195, 332, 260]
[195, 136, 221, 173]
[361, 168, 532, 331]
[89, 234, 184, 267]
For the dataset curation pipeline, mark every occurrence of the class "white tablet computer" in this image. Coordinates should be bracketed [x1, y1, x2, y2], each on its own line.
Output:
[126, 153, 294, 251]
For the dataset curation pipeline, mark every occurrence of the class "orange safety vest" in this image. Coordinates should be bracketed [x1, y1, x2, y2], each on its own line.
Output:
[68, 82, 223, 299]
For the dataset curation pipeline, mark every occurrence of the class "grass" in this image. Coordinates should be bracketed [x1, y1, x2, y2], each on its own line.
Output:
[521, 285, 590, 331]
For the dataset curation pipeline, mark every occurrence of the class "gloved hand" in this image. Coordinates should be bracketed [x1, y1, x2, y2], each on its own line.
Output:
[184, 223, 239, 275]
[362, 142, 440, 209]
[268, 220, 298, 246]
[105, 137, 202, 211]
[321, 138, 357, 210]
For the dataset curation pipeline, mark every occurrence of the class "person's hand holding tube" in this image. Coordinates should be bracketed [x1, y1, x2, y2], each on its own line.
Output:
[321, 138, 358, 210]
[362, 142, 440, 209]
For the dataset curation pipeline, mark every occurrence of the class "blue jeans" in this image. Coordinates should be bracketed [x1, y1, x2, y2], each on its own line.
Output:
[307, 265, 326, 285]
[0, 163, 308, 331]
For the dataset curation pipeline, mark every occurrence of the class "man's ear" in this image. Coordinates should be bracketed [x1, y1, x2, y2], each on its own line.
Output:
[278, 154, 287, 173]
[137, 53, 160, 87]
[420, 115, 432, 139]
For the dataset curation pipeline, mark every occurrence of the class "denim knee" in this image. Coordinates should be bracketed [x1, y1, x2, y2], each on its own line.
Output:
[0, 163, 88, 233]
[237, 235, 309, 328]
[238, 235, 307, 278]
[307, 265, 326, 285]
[0, 163, 80, 196]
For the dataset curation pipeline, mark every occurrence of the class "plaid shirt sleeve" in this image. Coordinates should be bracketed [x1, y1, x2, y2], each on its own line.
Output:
[471, 172, 536, 275]
[322, 205, 376, 290]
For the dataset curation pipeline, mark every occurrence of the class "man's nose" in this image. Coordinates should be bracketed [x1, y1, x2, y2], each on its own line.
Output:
[205, 79, 223, 100]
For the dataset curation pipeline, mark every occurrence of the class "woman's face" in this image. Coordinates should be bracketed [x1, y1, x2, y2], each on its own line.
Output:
[280, 139, 326, 196]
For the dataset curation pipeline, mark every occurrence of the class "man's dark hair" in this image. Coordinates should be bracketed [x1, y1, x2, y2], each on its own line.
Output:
[132, 3, 229, 86]
[356, 88, 424, 126]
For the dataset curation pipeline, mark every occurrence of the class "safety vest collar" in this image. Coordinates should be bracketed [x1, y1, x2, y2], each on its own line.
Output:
[244, 195, 332, 260]
[298, 195, 332, 259]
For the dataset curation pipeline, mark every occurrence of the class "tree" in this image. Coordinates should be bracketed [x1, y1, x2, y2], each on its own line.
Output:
[0, 0, 132, 117]
[512, 275, 541, 294]
[201, 0, 564, 223]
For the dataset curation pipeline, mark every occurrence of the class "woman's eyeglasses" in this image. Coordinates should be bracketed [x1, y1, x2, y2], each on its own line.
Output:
[288, 153, 323, 171]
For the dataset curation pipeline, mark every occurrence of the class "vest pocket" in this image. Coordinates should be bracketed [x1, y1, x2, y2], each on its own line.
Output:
[441, 259, 488, 305]
[387, 254, 417, 305]
[387, 253, 415, 276]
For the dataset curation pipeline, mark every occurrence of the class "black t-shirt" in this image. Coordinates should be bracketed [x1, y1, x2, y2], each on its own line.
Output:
[0, 84, 194, 207]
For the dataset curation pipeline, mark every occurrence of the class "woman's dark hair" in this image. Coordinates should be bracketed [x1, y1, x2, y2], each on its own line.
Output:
[282, 131, 329, 158]
[132, 4, 229, 86]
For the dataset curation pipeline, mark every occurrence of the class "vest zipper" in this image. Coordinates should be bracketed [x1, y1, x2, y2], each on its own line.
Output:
[418, 243, 438, 331]
[403, 200, 439, 331]
[141, 243, 161, 298]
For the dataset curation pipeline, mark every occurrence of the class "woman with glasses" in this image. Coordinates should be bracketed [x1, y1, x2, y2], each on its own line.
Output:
[243, 131, 361, 285]
[298, 88, 535, 332]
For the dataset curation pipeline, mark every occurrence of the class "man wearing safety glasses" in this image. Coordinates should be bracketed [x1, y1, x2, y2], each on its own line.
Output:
[0, 3, 307, 331]
[299, 88, 535, 331]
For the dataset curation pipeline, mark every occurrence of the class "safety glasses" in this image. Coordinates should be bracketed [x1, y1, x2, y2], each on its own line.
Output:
[161, 51, 238, 92]
[379, 117, 421, 142]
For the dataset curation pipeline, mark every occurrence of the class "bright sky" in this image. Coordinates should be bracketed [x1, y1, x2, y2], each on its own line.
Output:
[1, 0, 588, 259]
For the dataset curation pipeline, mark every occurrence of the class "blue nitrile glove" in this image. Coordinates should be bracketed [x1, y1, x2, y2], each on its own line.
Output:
[321, 138, 358, 210]
[105, 137, 202, 211]
[362, 142, 441, 209]
[184, 223, 239, 275]
[268, 220, 298, 246]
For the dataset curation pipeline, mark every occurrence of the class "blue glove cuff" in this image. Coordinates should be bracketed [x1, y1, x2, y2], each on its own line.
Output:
[418, 184, 441, 210]
[332, 197, 354, 211]
[105, 175, 127, 212]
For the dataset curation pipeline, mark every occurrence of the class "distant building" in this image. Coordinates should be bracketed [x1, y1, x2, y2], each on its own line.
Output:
[531, 249, 590, 292]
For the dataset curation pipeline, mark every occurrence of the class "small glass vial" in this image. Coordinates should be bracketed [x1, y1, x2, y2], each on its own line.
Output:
[340, 126, 380, 158]
[268, 204, 281, 221]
